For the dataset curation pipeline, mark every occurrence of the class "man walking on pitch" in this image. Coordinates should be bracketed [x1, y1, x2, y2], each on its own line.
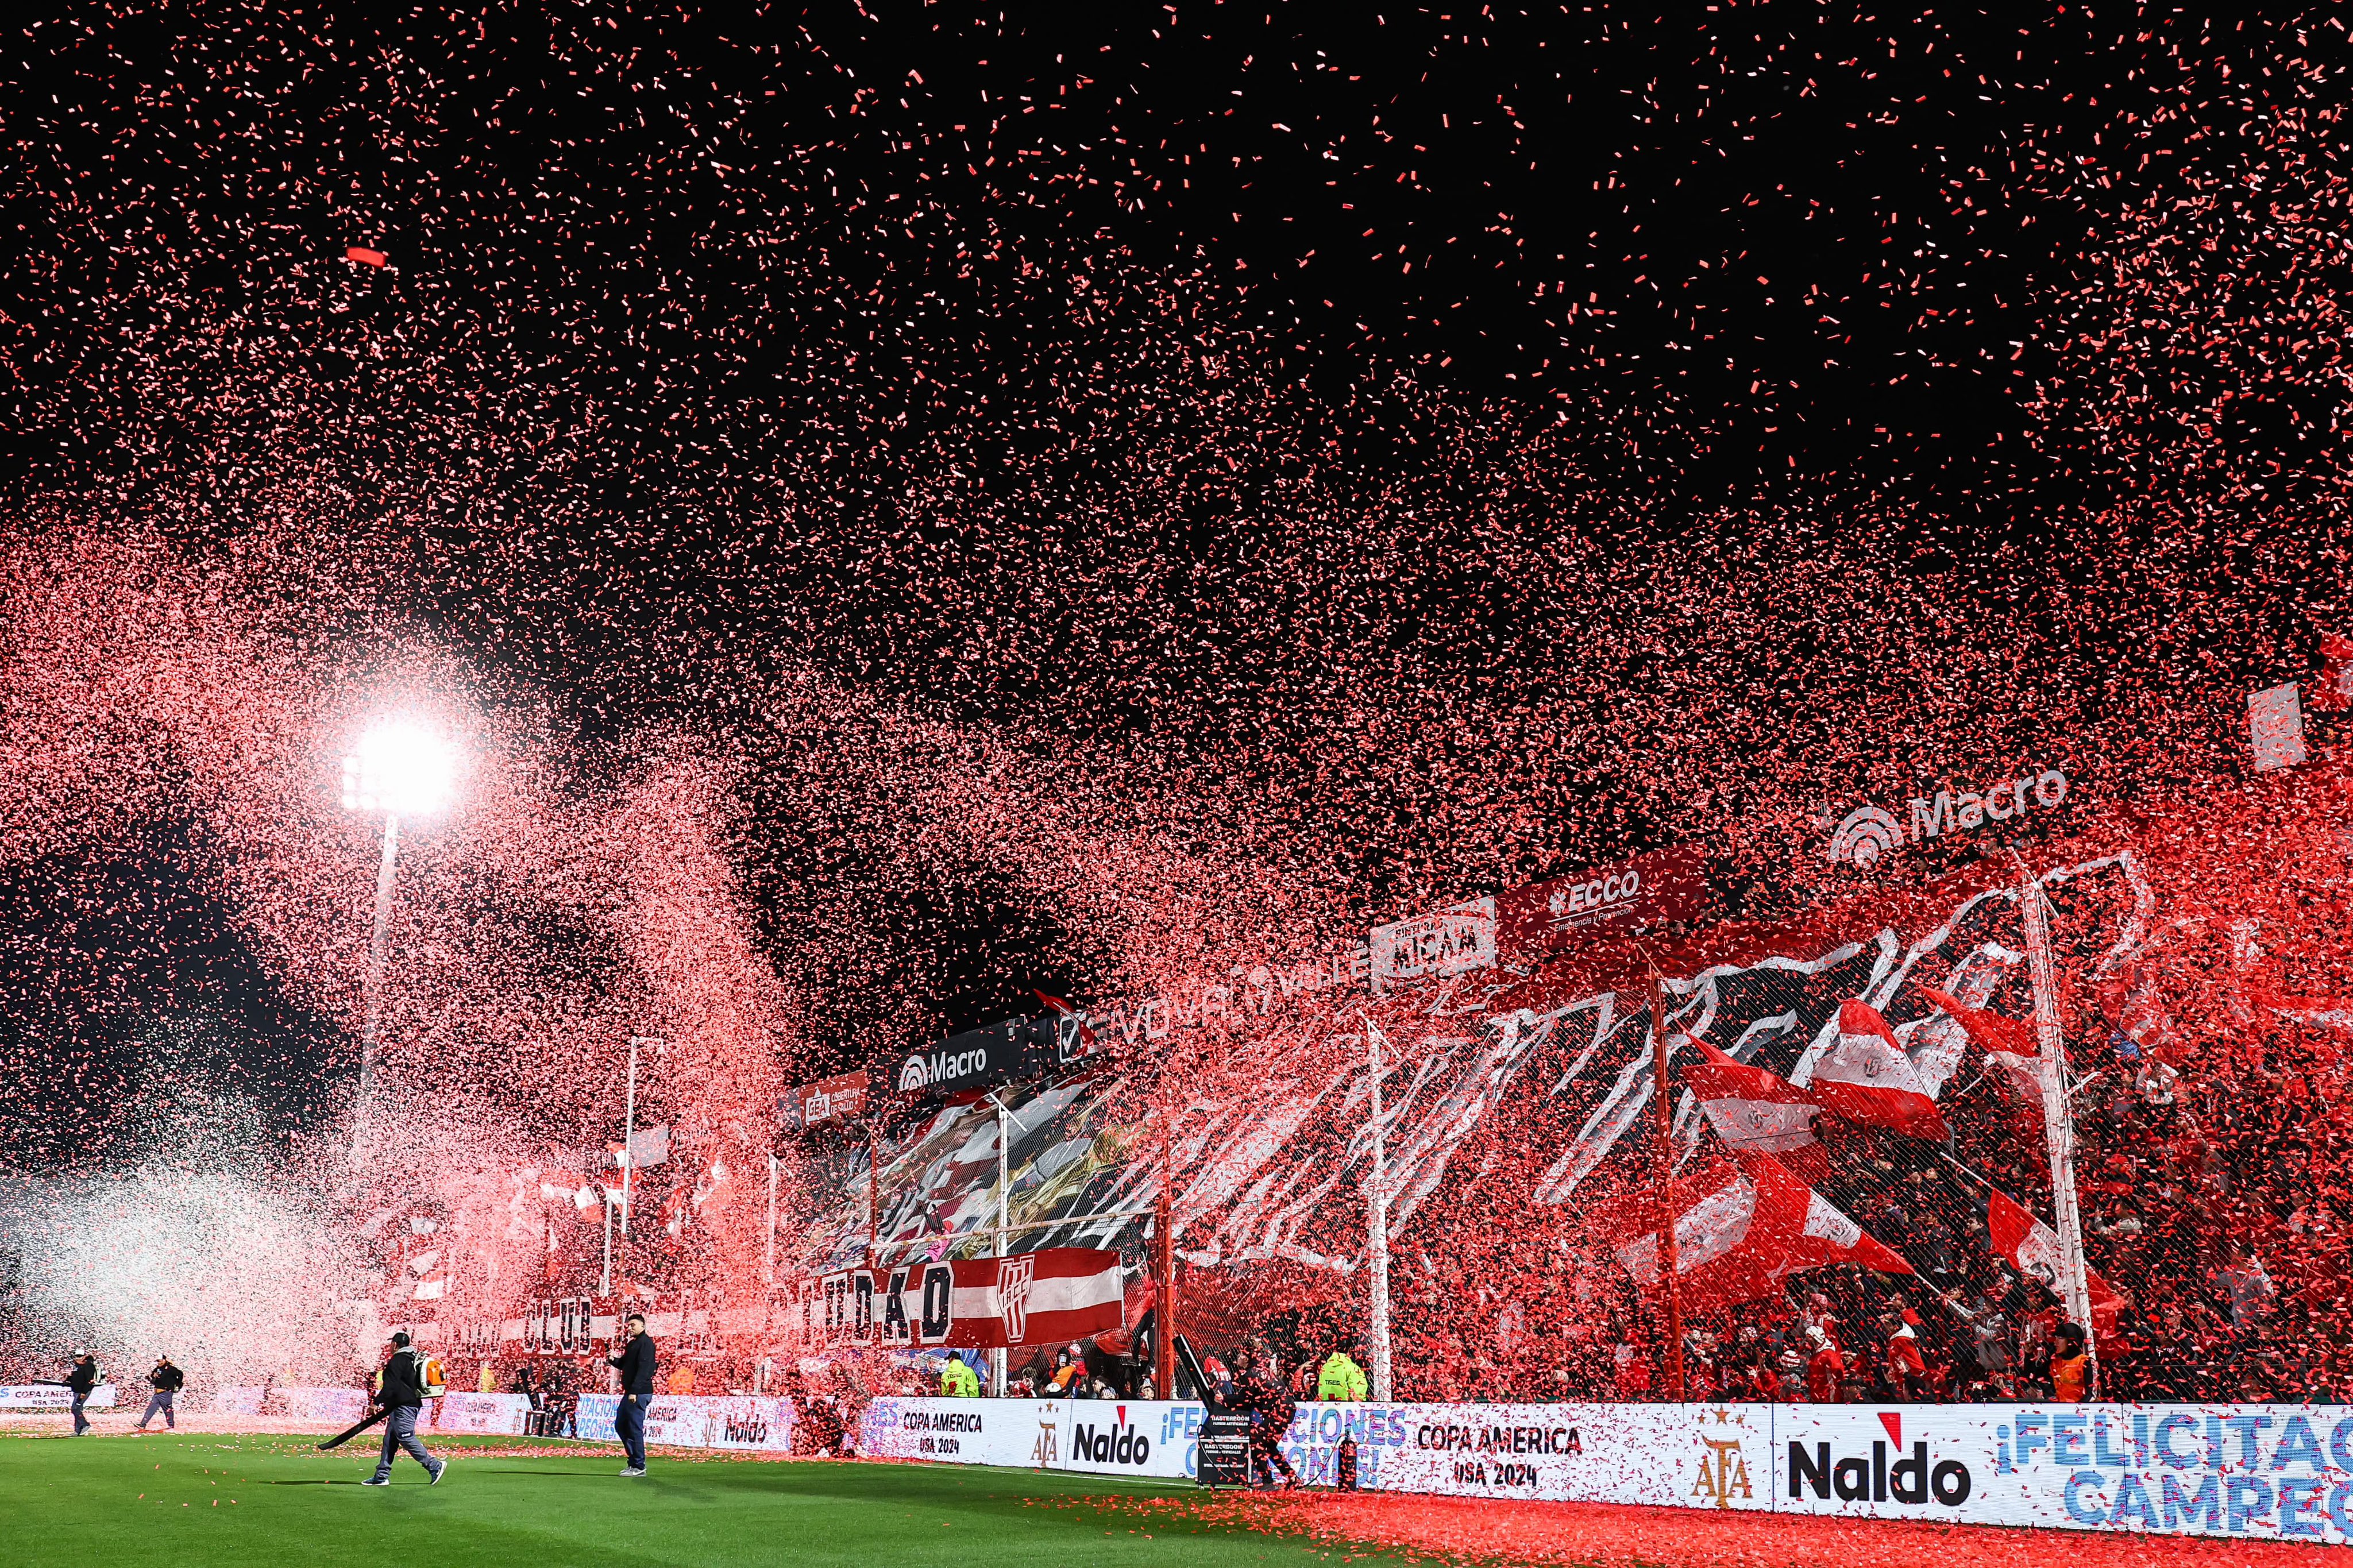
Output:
[362, 1332, 445, 1486]
[65, 1351, 102, 1436]
[607, 1312, 655, 1477]
[136, 1355, 184, 1431]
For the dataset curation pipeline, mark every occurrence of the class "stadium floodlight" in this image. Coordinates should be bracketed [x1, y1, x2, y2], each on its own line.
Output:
[342, 720, 458, 817]
[341, 719, 461, 1149]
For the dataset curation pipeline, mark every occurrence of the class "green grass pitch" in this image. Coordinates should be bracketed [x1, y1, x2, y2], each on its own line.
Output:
[0, 1431, 1435, 1567]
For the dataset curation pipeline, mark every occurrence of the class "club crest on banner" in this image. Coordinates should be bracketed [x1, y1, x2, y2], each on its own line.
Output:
[998, 1254, 1038, 1343]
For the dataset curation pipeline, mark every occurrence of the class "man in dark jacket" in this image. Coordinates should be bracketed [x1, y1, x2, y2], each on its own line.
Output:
[1233, 1366, 1299, 1489]
[136, 1356, 185, 1431]
[65, 1352, 101, 1436]
[607, 1312, 654, 1477]
[362, 1332, 445, 1486]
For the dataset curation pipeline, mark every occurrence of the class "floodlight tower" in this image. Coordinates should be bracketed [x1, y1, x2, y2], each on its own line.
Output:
[341, 721, 457, 1133]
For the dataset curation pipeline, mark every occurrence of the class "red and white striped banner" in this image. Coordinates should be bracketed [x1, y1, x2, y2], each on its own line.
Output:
[807, 1246, 1125, 1349]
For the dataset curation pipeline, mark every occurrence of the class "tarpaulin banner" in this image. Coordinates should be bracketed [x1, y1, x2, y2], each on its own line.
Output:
[860, 1397, 2353, 1543]
[1371, 898, 1496, 985]
[1495, 846, 1710, 958]
[786, 1072, 871, 1130]
[811, 1247, 1125, 1350]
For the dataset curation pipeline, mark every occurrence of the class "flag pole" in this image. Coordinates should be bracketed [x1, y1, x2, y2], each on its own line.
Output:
[2015, 859, 2099, 1399]
[1365, 1017, 1394, 1403]
[994, 1094, 1010, 1397]
[1647, 962, 1687, 1401]
[1154, 1084, 1177, 1402]
[764, 1152, 778, 1289]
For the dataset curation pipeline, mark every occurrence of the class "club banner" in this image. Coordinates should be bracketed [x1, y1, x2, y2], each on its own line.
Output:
[0, 1383, 117, 1410]
[862, 1397, 2353, 1544]
[805, 1247, 1124, 1349]
[786, 1071, 871, 1131]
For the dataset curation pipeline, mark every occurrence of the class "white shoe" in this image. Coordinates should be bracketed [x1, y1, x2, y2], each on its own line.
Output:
[619, 1466, 646, 1477]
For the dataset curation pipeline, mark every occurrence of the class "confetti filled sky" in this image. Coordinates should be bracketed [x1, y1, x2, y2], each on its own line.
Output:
[2, 4, 2350, 1380]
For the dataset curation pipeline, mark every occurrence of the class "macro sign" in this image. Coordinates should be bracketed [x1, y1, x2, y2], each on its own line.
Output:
[896, 1018, 1039, 1098]
[1823, 765, 2072, 871]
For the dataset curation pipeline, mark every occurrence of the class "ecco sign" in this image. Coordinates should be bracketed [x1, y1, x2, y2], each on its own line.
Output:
[1825, 767, 2070, 870]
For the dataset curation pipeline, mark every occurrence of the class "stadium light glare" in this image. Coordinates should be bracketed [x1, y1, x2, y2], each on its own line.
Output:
[341, 720, 458, 817]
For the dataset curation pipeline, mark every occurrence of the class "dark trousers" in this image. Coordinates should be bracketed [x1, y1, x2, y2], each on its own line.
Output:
[615, 1392, 648, 1469]
[1248, 1419, 1297, 1488]
[70, 1395, 89, 1435]
[373, 1405, 439, 1480]
[138, 1391, 176, 1429]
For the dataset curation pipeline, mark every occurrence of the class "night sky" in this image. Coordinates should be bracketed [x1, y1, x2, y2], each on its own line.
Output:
[3, 3, 2347, 1133]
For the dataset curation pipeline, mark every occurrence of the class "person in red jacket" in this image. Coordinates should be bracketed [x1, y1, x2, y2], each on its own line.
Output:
[1804, 1326, 1846, 1402]
[1882, 1309, 1930, 1400]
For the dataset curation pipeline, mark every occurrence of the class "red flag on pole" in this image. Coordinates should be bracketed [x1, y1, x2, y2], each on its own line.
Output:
[1810, 1001, 1952, 1140]
[2311, 632, 2353, 712]
[1985, 1186, 2121, 1339]
[1683, 1036, 1821, 1156]
[1611, 1155, 1912, 1310]
[1918, 986, 2045, 1106]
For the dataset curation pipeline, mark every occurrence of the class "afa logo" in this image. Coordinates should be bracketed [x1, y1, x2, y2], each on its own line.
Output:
[1692, 1408, 1756, 1509]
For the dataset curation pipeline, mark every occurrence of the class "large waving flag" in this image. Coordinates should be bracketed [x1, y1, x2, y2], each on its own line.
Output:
[1810, 1001, 1951, 1141]
[1613, 1154, 1913, 1309]
[1683, 1036, 1819, 1156]
[1918, 985, 2045, 1106]
[1986, 1186, 2121, 1340]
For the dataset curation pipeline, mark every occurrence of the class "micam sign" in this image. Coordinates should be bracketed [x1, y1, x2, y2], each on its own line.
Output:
[1823, 766, 2072, 871]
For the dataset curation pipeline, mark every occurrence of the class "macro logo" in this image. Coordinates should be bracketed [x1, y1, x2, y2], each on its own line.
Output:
[1826, 806, 1904, 870]
[1823, 767, 2070, 870]
[897, 1044, 988, 1094]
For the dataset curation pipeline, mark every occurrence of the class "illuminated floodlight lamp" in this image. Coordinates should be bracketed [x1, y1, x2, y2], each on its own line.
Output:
[341, 721, 458, 817]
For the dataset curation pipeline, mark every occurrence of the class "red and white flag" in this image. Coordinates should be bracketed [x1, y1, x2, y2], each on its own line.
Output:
[1683, 1036, 1819, 1155]
[1918, 985, 2045, 1106]
[1613, 1155, 1912, 1309]
[1985, 1187, 2121, 1338]
[1809, 1001, 1951, 1141]
[869, 1247, 1123, 1349]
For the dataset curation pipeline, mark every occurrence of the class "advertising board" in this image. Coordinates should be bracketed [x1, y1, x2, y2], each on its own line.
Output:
[858, 1397, 2353, 1544]
[0, 1383, 117, 1410]
[427, 1392, 530, 1435]
[573, 1392, 794, 1451]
